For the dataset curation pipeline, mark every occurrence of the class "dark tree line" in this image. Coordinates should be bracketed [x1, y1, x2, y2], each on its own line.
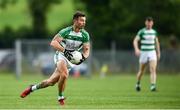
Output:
[0, 0, 180, 49]
[75, 0, 180, 49]
[0, 0, 61, 48]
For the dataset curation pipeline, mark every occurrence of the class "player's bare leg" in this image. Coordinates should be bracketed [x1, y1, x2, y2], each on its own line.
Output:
[20, 68, 60, 98]
[136, 63, 146, 91]
[149, 60, 157, 91]
[56, 60, 68, 105]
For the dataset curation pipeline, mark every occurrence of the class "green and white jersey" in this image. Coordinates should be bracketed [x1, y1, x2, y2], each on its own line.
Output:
[58, 26, 90, 51]
[137, 28, 157, 51]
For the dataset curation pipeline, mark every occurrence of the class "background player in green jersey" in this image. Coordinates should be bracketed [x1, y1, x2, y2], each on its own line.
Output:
[20, 11, 90, 105]
[133, 17, 160, 92]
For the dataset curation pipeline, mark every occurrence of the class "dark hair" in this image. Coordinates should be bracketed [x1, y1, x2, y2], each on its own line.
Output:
[146, 16, 153, 21]
[73, 11, 85, 20]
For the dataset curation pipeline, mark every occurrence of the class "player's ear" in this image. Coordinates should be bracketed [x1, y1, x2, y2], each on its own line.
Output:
[73, 18, 77, 24]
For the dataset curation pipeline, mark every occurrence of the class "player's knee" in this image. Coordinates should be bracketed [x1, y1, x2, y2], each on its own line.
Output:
[138, 71, 143, 75]
[61, 72, 68, 79]
[150, 67, 156, 74]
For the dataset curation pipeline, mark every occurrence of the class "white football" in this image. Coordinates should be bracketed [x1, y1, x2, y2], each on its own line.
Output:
[70, 51, 82, 64]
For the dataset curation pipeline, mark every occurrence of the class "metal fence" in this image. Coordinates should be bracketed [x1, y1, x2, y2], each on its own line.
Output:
[12, 39, 180, 78]
[92, 49, 180, 73]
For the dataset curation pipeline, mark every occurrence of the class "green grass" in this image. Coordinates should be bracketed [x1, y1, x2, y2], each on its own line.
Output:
[0, 0, 74, 31]
[0, 73, 180, 109]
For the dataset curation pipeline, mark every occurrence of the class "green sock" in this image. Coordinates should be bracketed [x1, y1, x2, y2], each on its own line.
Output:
[31, 84, 41, 91]
[137, 81, 140, 85]
[36, 84, 41, 89]
[59, 92, 64, 97]
[33, 83, 41, 90]
[151, 84, 156, 87]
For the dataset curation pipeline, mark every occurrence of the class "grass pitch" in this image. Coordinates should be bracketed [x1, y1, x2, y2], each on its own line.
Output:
[0, 73, 180, 109]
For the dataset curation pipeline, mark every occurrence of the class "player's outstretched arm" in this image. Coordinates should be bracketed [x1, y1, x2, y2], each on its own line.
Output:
[76, 42, 90, 65]
[50, 34, 65, 52]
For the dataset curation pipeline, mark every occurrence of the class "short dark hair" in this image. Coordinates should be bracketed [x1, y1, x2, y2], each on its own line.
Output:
[73, 11, 85, 20]
[146, 16, 153, 21]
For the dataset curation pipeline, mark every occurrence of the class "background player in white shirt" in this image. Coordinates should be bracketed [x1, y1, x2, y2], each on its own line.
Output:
[133, 17, 160, 91]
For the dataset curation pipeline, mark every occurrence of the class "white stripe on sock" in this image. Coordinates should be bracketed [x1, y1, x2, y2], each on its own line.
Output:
[31, 85, 37, 91]
[58, 96, 64, 100]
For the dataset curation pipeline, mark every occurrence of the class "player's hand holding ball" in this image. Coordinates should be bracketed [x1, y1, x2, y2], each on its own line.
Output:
[76, 53, 86, 65]
[69, 51, 86, 65]
[63, 49, 73, 61]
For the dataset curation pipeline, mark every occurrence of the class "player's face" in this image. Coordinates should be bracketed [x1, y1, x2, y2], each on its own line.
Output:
[74, 17, 86, 29]
[145, 20, 153, 29]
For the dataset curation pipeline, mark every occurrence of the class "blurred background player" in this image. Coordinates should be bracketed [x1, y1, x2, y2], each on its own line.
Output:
[133, 17, 161, 91]
[100, 64, 108, 78]
[20, 11, 90, 105]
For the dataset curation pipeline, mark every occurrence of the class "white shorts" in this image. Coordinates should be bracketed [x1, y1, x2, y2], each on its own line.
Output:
[54, 51, 75, 71]
[139, 50, 157, 64]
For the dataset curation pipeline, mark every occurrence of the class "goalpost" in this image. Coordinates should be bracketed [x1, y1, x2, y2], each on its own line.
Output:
[15, 40, 22, 79]
[15, 39, 54, 78]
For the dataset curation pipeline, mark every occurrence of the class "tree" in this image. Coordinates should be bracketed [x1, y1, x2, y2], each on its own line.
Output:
[75, 0, 180, 49]
[0, 0, 62, 48]
[0, 0, 16, 9]
[27, 0, 61, 38]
